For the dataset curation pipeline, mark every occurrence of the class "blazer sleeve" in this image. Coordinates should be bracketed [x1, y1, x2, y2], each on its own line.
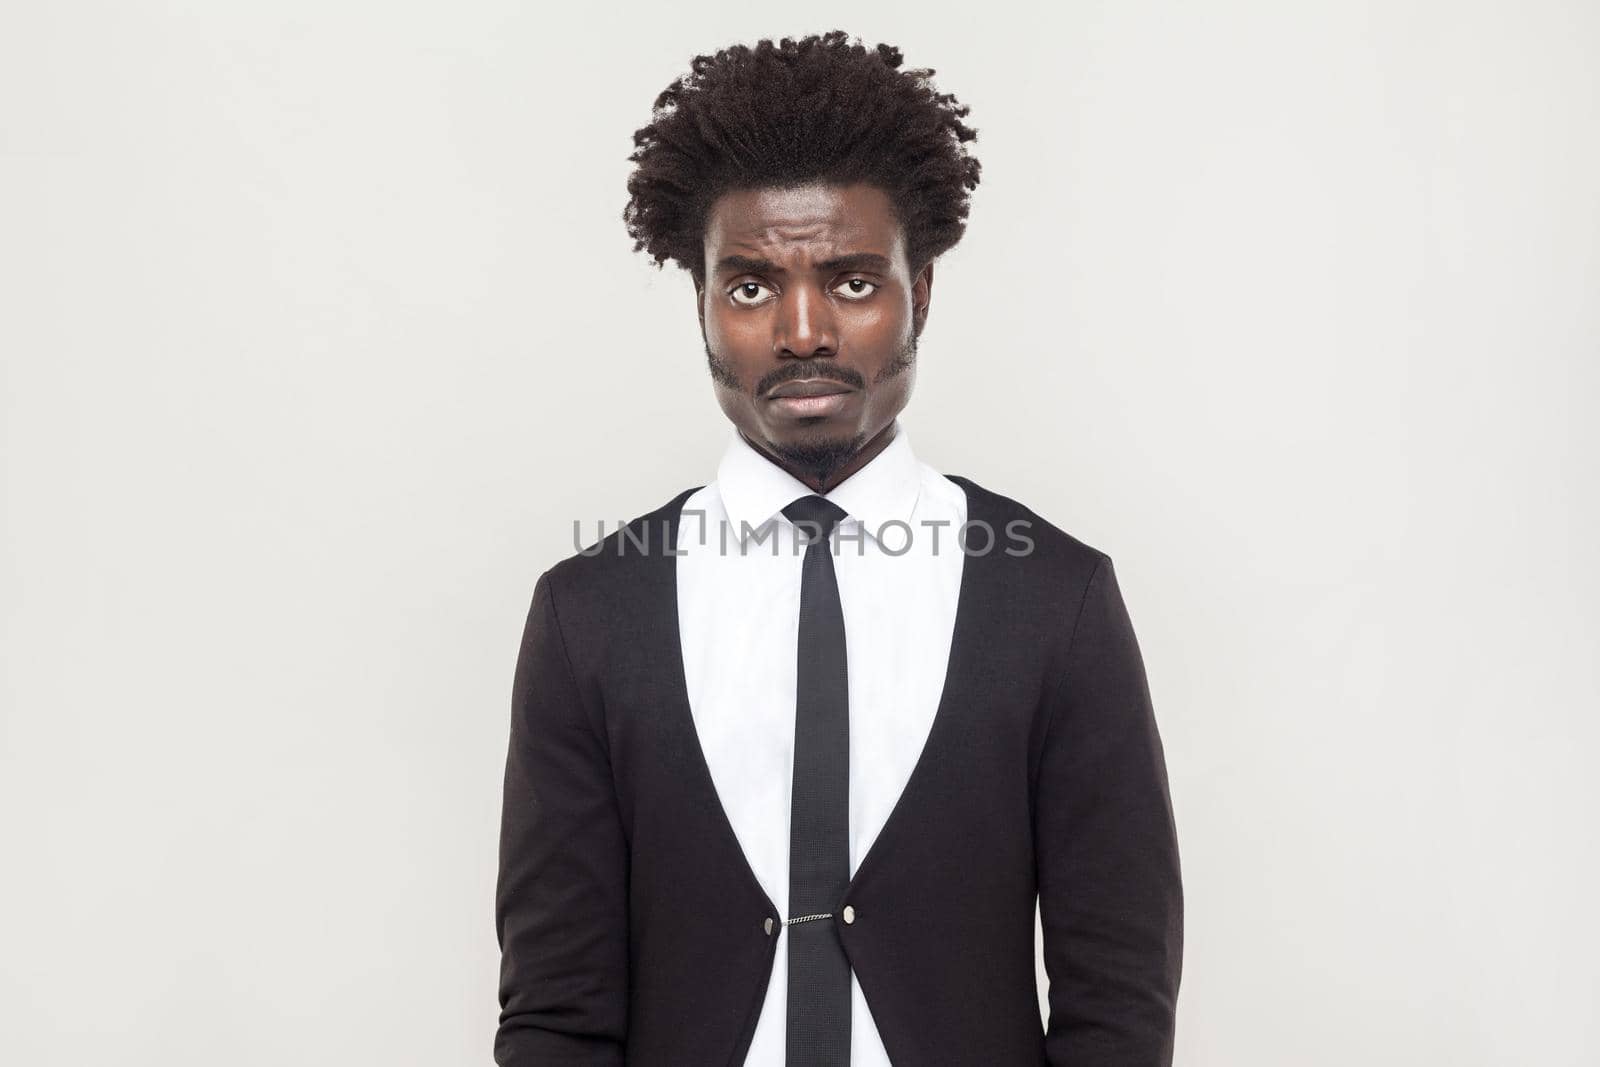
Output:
[494, 570, 629, 1066]
[1035, 554, 1184, 1066]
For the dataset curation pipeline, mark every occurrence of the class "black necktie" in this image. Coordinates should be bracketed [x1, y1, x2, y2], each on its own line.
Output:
[781, 494, 852, 1066]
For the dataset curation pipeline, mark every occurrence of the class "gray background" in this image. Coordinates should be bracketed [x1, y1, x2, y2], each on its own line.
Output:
[3, 2, 1596, 1064]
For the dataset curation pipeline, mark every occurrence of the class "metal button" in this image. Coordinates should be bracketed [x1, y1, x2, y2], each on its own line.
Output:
[841, 905, 855, 925]
[764, 917, 775, 936]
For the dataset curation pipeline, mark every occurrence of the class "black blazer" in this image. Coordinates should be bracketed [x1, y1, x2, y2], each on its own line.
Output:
[494, 475, 1183, 1066]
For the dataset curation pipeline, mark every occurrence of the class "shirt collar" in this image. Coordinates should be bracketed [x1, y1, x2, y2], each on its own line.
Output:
[716, 420, 923, 543]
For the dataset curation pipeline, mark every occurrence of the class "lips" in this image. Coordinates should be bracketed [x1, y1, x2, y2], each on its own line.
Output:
[767, 379, 854, 399]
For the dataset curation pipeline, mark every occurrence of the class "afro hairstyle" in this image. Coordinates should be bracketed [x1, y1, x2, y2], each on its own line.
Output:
[622, 30, 982, 286]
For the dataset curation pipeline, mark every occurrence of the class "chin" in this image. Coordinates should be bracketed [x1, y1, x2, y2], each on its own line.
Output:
[765, 428, 866, 470]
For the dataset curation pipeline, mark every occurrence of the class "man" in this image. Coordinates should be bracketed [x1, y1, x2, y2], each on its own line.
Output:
[494, 30, 1182, 1067]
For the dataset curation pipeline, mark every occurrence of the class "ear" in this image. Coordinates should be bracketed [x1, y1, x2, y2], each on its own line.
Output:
[693, 275, 706, 336]
[911, 260, 934, 338]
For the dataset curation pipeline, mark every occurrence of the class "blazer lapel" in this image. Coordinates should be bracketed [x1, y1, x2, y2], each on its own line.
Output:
[653, 475, 989, 915]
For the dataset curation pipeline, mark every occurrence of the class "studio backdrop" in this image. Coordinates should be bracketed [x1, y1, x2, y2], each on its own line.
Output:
[2, 2, 1596, 1065]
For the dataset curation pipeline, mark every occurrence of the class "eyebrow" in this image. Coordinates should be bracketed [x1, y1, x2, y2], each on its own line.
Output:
[714, 252, 893, 277]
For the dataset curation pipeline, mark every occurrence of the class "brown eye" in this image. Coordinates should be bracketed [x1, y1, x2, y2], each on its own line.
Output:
[730, 282, 773, 306]
[834, 278, 878, 300]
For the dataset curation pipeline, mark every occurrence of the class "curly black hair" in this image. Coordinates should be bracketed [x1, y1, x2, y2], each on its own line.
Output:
[623, 30, 982, 285]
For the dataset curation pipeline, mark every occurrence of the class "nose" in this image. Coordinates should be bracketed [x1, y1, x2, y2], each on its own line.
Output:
[773, 282, 839, 359]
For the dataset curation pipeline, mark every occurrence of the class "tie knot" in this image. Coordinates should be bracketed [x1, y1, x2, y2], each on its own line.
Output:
[782, 494, 848, 543]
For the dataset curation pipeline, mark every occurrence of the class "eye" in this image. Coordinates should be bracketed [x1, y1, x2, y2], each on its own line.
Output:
[729, 281, 774, 307]
[834, 278, 879, 301]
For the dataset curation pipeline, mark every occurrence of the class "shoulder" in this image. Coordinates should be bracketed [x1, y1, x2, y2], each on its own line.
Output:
[539, 483, 704, 614]
[942, 472, 1110, 576]
[937, 472, 1120, 646]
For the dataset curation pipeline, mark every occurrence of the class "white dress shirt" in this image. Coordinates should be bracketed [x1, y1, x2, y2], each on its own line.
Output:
[675, 420, 968, 1066]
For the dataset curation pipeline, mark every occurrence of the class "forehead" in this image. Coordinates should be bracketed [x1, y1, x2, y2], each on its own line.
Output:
[703, 182, 902, 261]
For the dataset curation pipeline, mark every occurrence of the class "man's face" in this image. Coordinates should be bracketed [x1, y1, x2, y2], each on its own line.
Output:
[696, 181, 932, 482]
